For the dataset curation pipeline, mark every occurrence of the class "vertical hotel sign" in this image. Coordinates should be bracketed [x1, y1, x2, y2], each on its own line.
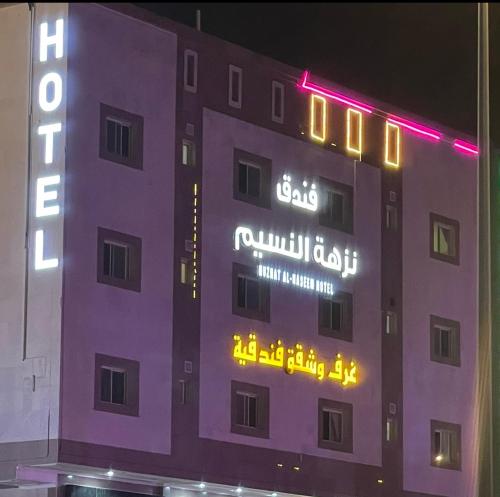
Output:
[25, 4, 68, 358]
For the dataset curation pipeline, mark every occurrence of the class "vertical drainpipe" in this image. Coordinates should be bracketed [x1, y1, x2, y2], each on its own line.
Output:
[22, 2, 36, 361]
[477, 3, 492, 497]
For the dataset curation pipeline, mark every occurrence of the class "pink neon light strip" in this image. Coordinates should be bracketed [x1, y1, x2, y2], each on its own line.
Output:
[453, 139, 479, 156]
[300, 71, 374, 114]
[387, 116, 441, 142]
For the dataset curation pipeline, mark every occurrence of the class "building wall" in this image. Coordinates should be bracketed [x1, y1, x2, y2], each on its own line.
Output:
[402, 136, 477, 496]
[59, 3, 177, 454]
[0, 2, 67, 478]
[199, 108, 382, 466]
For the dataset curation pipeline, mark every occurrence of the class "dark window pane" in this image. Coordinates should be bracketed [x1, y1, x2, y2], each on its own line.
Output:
[440, 330, 450, 358]
[238, 163, 248, 194]
[273, 86, 282, 118]
[103, 243, 112, 277]
[320, 300, 342, 330]
[331, 302, 342, 330]
[100, 368, 111, 402]
[329, 192, 344, 225]
[112, 371, 125, 405]
[231, 71, 240, 102]
[322, 410, 330, 441]
[248, 396, 257, 427]
[236, 393, 245, 425]
[106, 120, 116, 154]
[237, 276, 246, 308]
[187, 55, 195, 87]
[121, 125, 130, 158]
[247, 166, 260, 198]
[111, 245, 127, 280]
[246, 279, 260, 310]
[433, 329, 441, 357]
[434, 431, 441, 453]
[331, 412, 342, 442]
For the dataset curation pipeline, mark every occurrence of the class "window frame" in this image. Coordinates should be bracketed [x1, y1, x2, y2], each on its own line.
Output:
[99, 103, 144, 170]
[430, 315, 461, 367]
[232, 263, 270, 322]
[231, 380, 269, 439]
[233, 148, 272, 209]
[183, 49, 198, 93]
[94, 353, 139, 417]
[430, 212, 460, 265]
[430, 419, 461, 470]
[318, 398, 353, 453]
[97, 227, 142, 292]
[182, 139, 196, 167]
[318, 291, 353, 342]
[228, 64, 243, 109]
[318, 177, 354, 234]
[271, 80, 284, 124]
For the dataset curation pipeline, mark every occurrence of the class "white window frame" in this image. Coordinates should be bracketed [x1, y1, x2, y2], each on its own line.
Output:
[104, 240, 130, 280]
[101, 366, 127, 405]
[228, 64, 242, 109]
[236, 390, 257, 428]
[184, 49, 198, 93]
[182, 139, 196, 167]
[271, 80, 284, 124]
[323, 408, 343, 443]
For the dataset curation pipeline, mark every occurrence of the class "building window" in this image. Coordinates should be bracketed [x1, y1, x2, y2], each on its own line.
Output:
[94, 353, 139, 417]
[319, 291, 353, 341]
[97, 227, 142, 292]
[228, 64, 242, 109]
[430, 315, 460, 366]
[180, 257, 194, 285]
[271, 81, 284, 124]
[319, 177, 353, 234]
[99, 103, 143, 170]
[386, 417, 397, 443]
[430, 213, 460, 265]
[233, 148, 271, 209]
[385, 311, 398, 335]
[431, 420, 461, 470]
[184, 49, 198, 93]
[318, 398, 353, 453]
[182, 139, 196, 166]
[386, 205, 398, 231]
[232, 263, 270, 322]
[231, 380, 269, 438]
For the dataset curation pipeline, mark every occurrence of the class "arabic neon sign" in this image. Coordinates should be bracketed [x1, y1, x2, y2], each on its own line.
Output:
[276, 174, 318, 212]
[233, 333, 358, 387]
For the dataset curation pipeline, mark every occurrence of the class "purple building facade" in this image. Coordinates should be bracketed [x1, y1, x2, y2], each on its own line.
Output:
[0, 3, 479, 497]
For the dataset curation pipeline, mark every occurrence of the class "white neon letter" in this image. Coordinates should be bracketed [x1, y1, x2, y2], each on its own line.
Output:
[39, 19, 64, 62]
[37, 123, 62, 164]
[35, 230, 58, 270]
[36, 175, 61, 217]
[39, 72, 62, 112]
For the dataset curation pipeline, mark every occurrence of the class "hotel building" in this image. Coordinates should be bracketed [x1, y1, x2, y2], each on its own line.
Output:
[0, 3, 478, 497]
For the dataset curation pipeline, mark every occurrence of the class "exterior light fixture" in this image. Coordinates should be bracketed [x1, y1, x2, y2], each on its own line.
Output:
[435, 454, 443, 463]
[377, 479, 383, 485]
[236, 488, 243, 494]
[67, 475, 73, 479]
[292, 466, 300, 472]
[106, 470, 114, 477]
[271, 493, 278, 496]
[199, 484, 206, 489]
[276, 463, 283, 468]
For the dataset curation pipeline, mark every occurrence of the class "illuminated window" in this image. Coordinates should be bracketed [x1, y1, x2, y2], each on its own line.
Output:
[318, 399, 352, 453]
[233, 149, 271, 209]
[271, 81, 284, 124]
[232, 263, 270, 322]
[386, 417, 397, 443]
[100, 367, 126, 405]
[319, 291, 352, 342]
[384, 122, 400, 167]
[430, 315, 460, 366]
[310, 94, 327, 142]
[94, 353, 139, 417]
[180, 257, 194, 285]
[319, 178, 353, 234]
[184, 49, 198, 93]
[346, 108, 362, 155]
[97, 227, 142, 292]
[229, 64, 242, 109]
[385, 205, 398, 231]
[99, 103, 143, 170]
[385, 311, 398, 335]
[231, 380, 269, 438]
[431, 420, 461, 470]
[182, 139, 196, 166]
[430, 213, 460, 265]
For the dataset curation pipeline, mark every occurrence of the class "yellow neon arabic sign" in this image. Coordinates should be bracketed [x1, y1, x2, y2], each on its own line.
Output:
[233, 332, 358, 387]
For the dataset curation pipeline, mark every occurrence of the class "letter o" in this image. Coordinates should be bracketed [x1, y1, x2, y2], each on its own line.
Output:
[39, 72, 62, 112]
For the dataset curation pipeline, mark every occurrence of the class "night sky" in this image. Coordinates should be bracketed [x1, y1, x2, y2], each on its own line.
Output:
[137, 3, 500, 141]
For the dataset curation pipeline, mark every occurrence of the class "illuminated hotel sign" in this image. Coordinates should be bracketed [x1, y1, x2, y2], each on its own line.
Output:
[300, 70, 480, 162]
[276, 174, 318, 212]
[33, 16, 66, 270]
[233, 333, 358, 387]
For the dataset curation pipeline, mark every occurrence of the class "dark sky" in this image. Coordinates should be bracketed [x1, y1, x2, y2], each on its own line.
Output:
[137, 3, 500, 139]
